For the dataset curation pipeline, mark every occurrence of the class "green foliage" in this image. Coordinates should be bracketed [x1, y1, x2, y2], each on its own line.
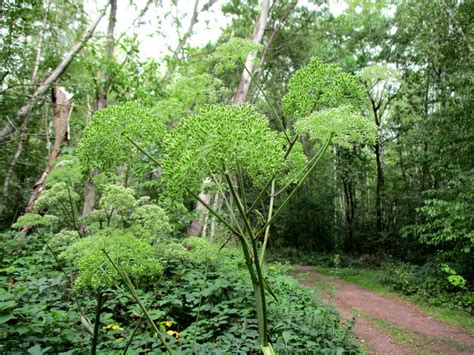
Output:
[382, 261, 473, 312]
[48, 230, 80, 252]
[282, 58, 366, 121]
[61, 229, 163, 291]
[210, 38, 263, 74]
[11, 214, 58, 230]
[129, 204, 172, 242]
[357, 64, 401, 90]
[156, 72, 228, 125]
[161, 104, 285, 199]
[1, 230, 359, 353]
[45, 156, 83, 187]
[99, 184, 136, 217]
[34, 182, 80, 226]
[403, 181, 474, 252]
[296, 105, 376, 148]
[77, 103, 167, 172]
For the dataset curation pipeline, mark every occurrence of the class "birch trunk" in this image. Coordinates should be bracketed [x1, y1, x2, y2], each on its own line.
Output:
[186, 0, 271, 236]
[0, 6, 109, 144]
[233, 0, 270, 104]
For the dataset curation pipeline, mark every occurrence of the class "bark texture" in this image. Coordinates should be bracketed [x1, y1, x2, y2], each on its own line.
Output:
[0, 6, 108, 144]
[233, 0, 271, 104]
[25, 88, 73, 212]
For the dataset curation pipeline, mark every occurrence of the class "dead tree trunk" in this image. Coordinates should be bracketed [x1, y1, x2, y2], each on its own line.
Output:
[0, 6, 108, 144]
[25, 87, 73, 212]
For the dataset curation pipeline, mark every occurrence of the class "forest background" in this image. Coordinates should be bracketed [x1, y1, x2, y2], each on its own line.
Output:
[0, 0, 472, 353]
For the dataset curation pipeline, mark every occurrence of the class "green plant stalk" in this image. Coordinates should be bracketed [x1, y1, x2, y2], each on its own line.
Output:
[125, 136, 161, 166]
[188, 189, 242, 237]
[102, 250, 174, 354]
[274, 139, 329, 197]
[255, 134, 333, 239]
[91, 291, 103, 355]
[39, 233, 94, 336]
[260, 179, 275, 265]
[247, 134, 298, 215]
[225, 173, 268, 347]
[194, 176, 267, 346]
[66, 180, 82, 237]
[240, 59, 290, 142]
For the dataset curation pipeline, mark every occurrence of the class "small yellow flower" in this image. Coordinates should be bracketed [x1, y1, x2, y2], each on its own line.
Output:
[166, 330, 180, 338]
[103, 323, 124, 331]
[160, 321, 176, 328]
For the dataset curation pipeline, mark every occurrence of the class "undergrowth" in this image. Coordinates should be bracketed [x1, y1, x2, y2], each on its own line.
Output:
[0, 232, 359, 353]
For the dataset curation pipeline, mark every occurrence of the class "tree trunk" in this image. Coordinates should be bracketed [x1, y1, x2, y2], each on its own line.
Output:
[186, 192, 211, 236]
[0, 121, 29, 215]
[375, 136, 384, 237]
[25, 88, 73, 212]
[233, 0, 270, 104]
[0, 6, 109, 144]
[82, 0, 117, 220]
[186, 0, 271, 237]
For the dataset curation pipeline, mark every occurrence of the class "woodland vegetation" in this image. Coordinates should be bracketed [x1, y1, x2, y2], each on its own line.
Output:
[0, 0, 472, 353]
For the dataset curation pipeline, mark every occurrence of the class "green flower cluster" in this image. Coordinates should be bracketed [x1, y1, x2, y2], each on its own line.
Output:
[61, 229, 163, 291]
[161, 104, 285, 199]
[295, 105, 376, 148]
[77, 103, 167, 172]
[210, 38, 263, 74]
[282, 58, 366, 121]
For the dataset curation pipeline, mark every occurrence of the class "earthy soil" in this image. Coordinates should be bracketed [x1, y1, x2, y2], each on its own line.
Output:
[289, 265, 474, 354]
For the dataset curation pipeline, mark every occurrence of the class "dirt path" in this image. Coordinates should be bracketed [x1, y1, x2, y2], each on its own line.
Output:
[289, 265, 474, 354]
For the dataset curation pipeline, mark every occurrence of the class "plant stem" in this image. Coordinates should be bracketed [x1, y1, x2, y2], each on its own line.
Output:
[91, 291, 103, 355]
[255, 135, 333, 239]
[240, 59, 290, 142]
[224, 173, 268, 346]
[102, 251, 174, 354]
[260, 179, 275, 265]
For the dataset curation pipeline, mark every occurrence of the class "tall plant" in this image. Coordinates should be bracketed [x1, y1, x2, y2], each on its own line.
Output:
[159, 58, 374, 352]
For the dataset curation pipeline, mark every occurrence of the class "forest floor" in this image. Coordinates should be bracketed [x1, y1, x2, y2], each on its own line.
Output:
[288, 265, 474, 354]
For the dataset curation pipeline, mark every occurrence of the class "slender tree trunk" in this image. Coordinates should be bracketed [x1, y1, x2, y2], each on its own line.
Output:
[0, 6, 109, 144]
[26, 88, 73, 212]
[0, 4, 49, 215]
[186, 179, 212, 236]
[234, 0, 270, 104]
[253, 0, 297, 81]
[0, 122, 29, 215]
[82, 0, 117, 220]
[375, 135, 384, 237]
[187, 0, 271, 236]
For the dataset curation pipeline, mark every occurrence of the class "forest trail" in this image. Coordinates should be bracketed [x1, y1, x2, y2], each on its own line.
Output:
[289, 265, 474, 355]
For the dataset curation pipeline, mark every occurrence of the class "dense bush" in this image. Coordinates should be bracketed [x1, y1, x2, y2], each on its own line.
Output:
[0, 232, 359, 353]
[382, 261, 473, 313]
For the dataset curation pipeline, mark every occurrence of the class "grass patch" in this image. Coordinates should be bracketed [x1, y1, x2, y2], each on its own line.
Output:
[365, 314, 468, 354]
[314, 266, 474, 334]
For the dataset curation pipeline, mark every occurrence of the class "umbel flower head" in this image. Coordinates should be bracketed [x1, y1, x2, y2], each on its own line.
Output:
[161, 104, 287, 199]
[78, 103, 167, 172]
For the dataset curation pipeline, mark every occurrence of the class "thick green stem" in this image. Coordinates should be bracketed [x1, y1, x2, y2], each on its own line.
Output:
[102, 251, 174, 354]
[225, 173, 268, 346]
[250, 237, 268, 346]
[91, 291, 103, 355]
[260, 179, 275, 265]
[255, 135, 333, 239]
